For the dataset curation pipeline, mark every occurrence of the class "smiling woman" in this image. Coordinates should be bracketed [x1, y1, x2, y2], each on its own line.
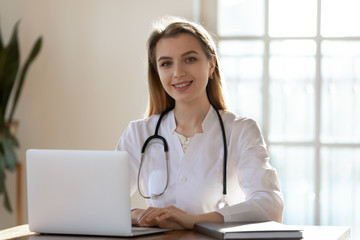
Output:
[116, 16, 284, 230]
[155, 34, 214, 109]
[146, 18, 226, 117]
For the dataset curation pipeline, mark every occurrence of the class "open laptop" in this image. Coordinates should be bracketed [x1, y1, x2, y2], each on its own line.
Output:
[26, 149, 171, 237]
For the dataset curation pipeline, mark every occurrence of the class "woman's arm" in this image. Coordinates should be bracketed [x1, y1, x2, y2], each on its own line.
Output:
[217, 118, 284, 223]
[195, 211, 224, 225]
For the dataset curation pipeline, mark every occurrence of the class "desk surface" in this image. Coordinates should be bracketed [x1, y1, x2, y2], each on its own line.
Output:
[0, 224, 350, 240]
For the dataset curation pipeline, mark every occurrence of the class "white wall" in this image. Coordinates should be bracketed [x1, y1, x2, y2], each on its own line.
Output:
[0, 0, 195, 229]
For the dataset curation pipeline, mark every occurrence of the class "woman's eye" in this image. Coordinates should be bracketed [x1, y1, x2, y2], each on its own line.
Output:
[160, 61, 171, 67]
[186, 57, 196, 63]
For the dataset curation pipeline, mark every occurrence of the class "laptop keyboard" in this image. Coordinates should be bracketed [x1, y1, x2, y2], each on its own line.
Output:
[132, 227, 159, 232]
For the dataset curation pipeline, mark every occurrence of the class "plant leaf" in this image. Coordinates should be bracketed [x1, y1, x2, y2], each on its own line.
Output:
[9, 36, 42, 121]
[0, 125, 19, 146]
[0, 151, 5, 170]
[0, 168, 12, 212]
[0, 168, 5, 194]
[0, 126, 16, 213]
[0, 133, 18, 171]
[3, 185, 12, 212]
[0, 21, 20, 122]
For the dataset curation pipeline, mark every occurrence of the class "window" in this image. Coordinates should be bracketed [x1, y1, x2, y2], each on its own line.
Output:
[201, 0, 360, 238]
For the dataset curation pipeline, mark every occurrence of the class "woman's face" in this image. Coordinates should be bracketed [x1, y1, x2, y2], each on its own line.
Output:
[155, 33, 215, 105]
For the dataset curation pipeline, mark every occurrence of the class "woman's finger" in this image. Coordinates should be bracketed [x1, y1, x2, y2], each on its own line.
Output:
[155, 209, 172, 222]
[159, 206, 196, 229]
[138, 207, 159, 226]
[137, 206, 195, 230]
[145, 208, 170, 222]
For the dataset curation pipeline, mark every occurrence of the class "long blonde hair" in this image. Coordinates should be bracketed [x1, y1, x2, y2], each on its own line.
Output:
[146, 17, 227, 117]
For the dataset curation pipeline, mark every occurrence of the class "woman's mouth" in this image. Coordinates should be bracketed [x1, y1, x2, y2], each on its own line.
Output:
[172, 81, 193, 90]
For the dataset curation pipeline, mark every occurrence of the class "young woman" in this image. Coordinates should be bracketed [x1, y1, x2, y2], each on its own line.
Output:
[116, 17, 283, 230]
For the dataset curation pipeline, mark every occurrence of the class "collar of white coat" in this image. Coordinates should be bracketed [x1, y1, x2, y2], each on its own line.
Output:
[163, 105, 219, 134]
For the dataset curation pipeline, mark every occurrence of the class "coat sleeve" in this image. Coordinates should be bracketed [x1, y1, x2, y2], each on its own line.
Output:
[116, 121, 141, 198]
[216, 118, 284, 223]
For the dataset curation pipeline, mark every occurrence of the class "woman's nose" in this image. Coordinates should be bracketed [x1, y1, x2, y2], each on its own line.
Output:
[173, 64, 186, 79]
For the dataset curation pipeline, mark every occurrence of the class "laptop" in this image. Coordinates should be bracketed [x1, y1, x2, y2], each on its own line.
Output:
[26, 149, 171, 237]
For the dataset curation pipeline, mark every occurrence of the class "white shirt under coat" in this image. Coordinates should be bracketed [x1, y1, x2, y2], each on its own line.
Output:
[116, 106, 284, 222]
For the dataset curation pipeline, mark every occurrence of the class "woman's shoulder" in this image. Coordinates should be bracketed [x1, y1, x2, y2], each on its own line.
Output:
[129, 114, 161, 125]
[221, 110, 265, 145]
[221, 109, 259, 127]
[127, 114, 161, 130]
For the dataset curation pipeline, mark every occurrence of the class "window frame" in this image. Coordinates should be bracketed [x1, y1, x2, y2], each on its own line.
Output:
[199, 0, 360, 226]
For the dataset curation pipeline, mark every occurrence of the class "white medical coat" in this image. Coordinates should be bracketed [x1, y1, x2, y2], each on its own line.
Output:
[116, 106, 284, 222]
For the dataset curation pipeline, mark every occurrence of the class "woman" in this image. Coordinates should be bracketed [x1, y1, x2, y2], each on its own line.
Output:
[116, 17, 283, 230]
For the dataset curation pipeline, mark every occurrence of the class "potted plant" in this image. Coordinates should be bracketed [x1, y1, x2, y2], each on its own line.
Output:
[0, 20, 42, 212]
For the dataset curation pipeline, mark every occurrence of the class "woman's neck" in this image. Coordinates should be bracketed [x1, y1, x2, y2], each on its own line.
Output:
[174, 99, 211, 138]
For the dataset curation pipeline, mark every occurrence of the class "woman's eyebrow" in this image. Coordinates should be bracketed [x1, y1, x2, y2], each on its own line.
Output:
[157, 50, 200, 62]
[181, 50, 200, 57]
[157, 56, 171, 62]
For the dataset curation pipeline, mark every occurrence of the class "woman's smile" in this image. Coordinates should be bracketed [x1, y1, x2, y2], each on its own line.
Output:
[172, 81, 193, 91]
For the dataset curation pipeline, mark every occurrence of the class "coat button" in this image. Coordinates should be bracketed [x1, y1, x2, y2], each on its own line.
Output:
[181, 177, 187, 183]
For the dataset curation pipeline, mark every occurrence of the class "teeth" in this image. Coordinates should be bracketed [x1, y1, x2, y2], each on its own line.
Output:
[175, 82, 191, 88]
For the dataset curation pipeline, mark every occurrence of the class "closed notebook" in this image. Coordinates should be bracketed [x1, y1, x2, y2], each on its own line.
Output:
[194, 221, 303, 239]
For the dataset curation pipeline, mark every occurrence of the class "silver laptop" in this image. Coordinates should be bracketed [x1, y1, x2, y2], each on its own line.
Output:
[26, 149, 171, 237]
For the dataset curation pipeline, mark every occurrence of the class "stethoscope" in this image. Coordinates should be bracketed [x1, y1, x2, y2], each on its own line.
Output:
[137, 103, 229, 209]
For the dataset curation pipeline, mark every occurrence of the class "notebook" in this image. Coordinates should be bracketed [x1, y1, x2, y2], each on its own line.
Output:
[194, 221, 303, 239]
[26, 149, 171, 237]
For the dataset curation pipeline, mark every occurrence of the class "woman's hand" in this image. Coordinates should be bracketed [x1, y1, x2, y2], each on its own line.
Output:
[135, 205, 195, 229]
[131, 207, 179, 228]
[133, 205, 224, 230]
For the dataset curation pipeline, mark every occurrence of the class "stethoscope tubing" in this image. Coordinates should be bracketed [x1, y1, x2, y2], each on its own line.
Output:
[138, 104, 227, 199]
[212, 104, 228, 195]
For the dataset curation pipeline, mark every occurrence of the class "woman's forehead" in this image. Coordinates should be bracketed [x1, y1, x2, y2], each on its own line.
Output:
[155, 33, 206, 58]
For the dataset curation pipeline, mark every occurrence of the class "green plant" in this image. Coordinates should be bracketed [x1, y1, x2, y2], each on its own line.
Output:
[0, 20, 42, 212]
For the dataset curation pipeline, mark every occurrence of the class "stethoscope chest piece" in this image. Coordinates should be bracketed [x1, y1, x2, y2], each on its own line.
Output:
[217, 195, 229, 209]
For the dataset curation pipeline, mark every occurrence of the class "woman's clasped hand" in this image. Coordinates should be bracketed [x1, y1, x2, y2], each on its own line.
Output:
[133, 205, 224, 230]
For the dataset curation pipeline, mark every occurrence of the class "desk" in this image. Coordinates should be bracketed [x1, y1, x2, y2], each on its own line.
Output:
[0, 224, 350, 240]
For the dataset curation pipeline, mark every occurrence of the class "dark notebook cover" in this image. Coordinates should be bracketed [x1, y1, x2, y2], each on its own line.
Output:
[194, 221, 303, 239]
